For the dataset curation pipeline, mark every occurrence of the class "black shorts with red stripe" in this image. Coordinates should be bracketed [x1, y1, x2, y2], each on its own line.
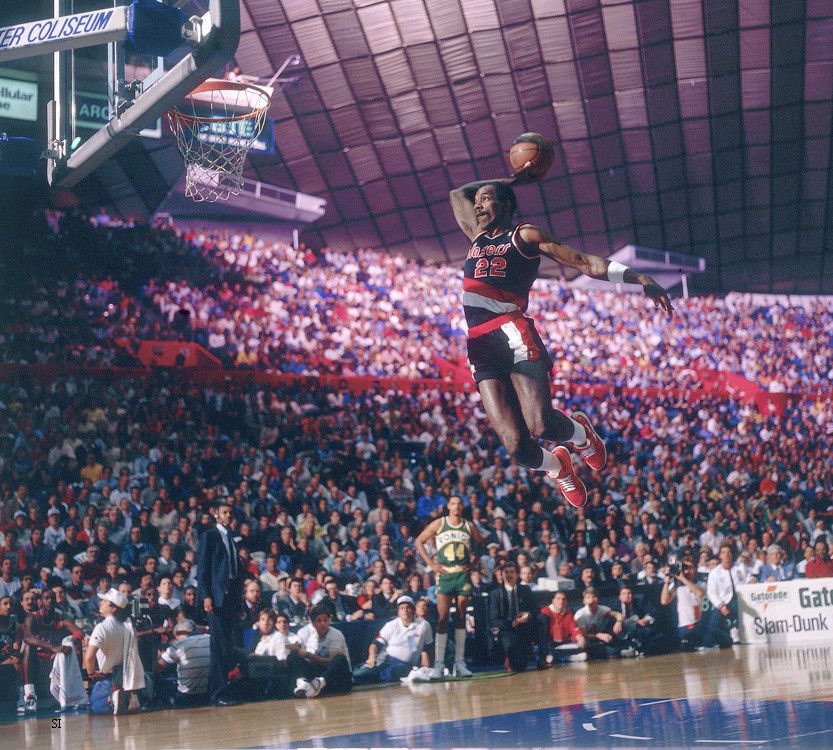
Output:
[466, 315, 553, 383]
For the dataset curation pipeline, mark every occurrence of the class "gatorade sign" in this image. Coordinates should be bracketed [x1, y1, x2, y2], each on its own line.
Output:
[739, 578, 833, 645]
[0, 76, 38, 121]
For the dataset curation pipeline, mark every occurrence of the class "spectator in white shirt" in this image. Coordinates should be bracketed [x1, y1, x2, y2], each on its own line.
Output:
[44, 510, 66, 550]
[704, 543, 737, 648]
[83, 588, 132, 714]
[245, 609, 299, 699]
[157, 577, 182, 617]
[0, 559, 20, 600]
[109, 478, 131, 509]
[574, 586, 625, 660]
[544, 542, 568, 580]
[732, 550, 761, 584]
[796, 546, 814, 577]
[698, 520, 725, 556]
[254, 610, 301, 661]
[259, 556, 285, 593]
[51, 553, 71, 584]
[353, 596, 433, 684]
[292, 605, 352, 698]
[811, 519, 833, 546]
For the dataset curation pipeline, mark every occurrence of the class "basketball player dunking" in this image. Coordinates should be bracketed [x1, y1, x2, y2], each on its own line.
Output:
[449, 171, 673, 508]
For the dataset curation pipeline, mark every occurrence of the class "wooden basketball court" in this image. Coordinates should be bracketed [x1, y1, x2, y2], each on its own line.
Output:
[5, 644, 833, 748]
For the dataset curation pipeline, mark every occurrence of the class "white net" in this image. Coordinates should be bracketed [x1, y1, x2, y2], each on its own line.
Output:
[168, 81, 271, 202]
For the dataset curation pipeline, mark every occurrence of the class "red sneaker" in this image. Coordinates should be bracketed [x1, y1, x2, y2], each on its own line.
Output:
[548, 446, 587, 508]
[570, 411, 607, 471]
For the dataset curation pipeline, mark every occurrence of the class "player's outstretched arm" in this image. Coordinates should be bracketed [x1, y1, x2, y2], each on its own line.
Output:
[519, 224, 674, 318]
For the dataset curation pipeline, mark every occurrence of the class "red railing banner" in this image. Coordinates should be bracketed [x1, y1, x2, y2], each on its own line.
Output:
[0, 360, 820, 411]
[433, 355, 474, 386]
[114, 339, 221, 369]
[696, 369, 791, 416]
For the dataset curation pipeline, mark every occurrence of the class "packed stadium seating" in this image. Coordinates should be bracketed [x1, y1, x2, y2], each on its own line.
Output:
[1, 209, 832, 713]
[2, 209, 832, 394]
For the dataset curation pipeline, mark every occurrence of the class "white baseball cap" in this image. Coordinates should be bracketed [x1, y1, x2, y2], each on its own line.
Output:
[101, 588, 128, 609]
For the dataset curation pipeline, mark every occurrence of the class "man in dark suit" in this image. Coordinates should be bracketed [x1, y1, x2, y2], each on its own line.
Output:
[197, 500, 242, 705]
[606, 559, 632, 594]
[586, 545, 612, 587]
[488, 562, 538, 672]
[240, 579, 266, 630]
[615, 585, 660, 655]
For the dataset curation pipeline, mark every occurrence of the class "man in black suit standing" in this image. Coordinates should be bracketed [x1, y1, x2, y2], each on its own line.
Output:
[197, 500, 241, 705]
[488, 561, 538, 672]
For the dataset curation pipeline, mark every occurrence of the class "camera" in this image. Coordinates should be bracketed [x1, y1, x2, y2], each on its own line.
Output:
[668, 562, 682, 576]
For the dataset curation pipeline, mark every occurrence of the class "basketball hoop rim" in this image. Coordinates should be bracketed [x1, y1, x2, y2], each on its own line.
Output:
[167, 79, 272, 126]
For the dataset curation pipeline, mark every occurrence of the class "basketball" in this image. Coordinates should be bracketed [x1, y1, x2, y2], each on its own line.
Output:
[509, 132, 554, 179]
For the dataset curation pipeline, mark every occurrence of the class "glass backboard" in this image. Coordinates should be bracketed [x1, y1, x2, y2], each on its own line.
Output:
[50, 0, 238, 187]
[64, 0, 165, 153]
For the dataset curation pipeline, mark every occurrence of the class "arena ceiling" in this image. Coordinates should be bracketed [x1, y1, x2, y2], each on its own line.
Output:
[227, 0, 833, 294]
[6, 1, 833, 294]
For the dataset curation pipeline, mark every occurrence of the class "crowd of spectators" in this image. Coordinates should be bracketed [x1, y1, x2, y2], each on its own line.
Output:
[1, 206, 833, 714]
[2, 208, 833, 392]
[0, 353, 831, 711]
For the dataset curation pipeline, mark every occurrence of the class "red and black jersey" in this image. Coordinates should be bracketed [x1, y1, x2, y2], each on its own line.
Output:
[462, 223, 540, 337]
[30, 609, 68, 658]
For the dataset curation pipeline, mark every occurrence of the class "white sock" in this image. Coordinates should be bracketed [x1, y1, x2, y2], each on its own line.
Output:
[435, 632, 447, 667]
[455, 628, 466, 663]
[536, 449, 562, 474]
[24, 683, 35, 697]
[569, 418, 588, 447]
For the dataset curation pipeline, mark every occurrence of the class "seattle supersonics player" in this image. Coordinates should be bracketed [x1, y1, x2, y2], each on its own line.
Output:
[416, 495, 485, 678]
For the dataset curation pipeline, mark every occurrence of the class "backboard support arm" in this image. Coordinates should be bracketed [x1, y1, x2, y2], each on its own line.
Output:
[49, 0, 238, 187]
[1, 0, 239, 188]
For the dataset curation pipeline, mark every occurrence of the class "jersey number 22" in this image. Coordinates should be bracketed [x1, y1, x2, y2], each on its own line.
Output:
[473, 257, 506, 278]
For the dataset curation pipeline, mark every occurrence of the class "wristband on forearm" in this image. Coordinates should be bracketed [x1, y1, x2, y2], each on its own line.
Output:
[607, 260, 629, 284]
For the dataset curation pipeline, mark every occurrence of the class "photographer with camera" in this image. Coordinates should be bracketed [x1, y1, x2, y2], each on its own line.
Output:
[660, 557, 705, 651]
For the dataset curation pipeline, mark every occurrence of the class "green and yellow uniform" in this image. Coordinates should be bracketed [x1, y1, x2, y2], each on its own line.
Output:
[435, 517, 474, 597]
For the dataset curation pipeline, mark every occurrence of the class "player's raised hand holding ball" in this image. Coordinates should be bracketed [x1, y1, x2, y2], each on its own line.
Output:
[509, 132, 554, 183]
